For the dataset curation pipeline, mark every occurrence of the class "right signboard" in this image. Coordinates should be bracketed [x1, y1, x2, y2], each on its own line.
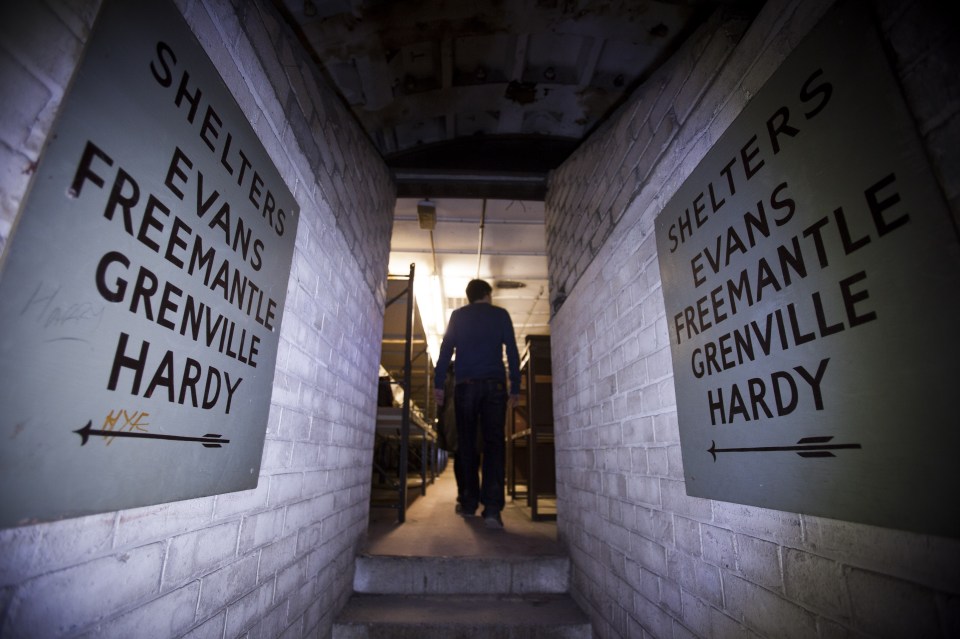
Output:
[654, 1, 960, 537]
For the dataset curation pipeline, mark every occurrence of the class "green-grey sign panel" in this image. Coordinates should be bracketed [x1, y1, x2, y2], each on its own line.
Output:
[654, 2, 960, 537]
[0, 0, 299, 526]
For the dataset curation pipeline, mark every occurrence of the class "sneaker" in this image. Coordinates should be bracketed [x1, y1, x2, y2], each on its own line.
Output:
[483, 512, 504, 529]
[456, 503, 476, 517]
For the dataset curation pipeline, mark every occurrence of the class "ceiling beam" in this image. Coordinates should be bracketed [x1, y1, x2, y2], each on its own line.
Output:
[392, 247, 547, 257]
[393, 169, 547, 200]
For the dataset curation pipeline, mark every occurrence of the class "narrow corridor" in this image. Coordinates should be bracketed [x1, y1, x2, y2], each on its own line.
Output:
[364, 466, 561, 559]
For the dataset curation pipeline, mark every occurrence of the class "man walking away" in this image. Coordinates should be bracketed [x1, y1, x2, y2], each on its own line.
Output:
[433, 279, 520, 529]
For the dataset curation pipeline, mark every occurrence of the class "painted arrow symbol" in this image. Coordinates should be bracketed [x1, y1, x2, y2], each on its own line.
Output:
[73, 421, 230, 448]
[708, 435, 861, 461]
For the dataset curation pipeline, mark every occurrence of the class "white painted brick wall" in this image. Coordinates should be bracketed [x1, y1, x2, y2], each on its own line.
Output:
[0, 0, 394, 637]
[10, 543, 166, 637]
[78, 583, 203, 639]
[550, 0, 960, 637]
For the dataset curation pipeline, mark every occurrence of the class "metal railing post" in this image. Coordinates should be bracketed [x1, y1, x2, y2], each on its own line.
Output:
[398, 263, 415, 522]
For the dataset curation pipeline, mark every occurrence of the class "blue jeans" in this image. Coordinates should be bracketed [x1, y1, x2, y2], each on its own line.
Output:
[454, 379, 507, 515]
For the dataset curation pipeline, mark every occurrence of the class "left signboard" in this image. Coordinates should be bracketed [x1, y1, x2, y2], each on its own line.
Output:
[0, 0, 300, 527]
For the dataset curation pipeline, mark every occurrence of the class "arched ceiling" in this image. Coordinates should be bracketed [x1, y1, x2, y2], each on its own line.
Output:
[273, 0, 759, 198]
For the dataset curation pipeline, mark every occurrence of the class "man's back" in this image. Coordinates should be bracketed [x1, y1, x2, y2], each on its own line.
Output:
[443, 302, 515, 382]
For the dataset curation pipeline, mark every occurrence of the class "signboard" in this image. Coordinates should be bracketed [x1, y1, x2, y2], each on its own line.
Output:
[0, 0, 299, 526]
[654, 2, 960, 537]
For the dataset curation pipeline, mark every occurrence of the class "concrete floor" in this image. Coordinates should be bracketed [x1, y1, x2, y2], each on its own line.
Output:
[363, 466, 563, 558]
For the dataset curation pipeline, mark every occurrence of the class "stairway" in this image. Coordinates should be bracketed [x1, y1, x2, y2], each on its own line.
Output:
[332, 468, 592, 638]
[333, 554, 591, 638]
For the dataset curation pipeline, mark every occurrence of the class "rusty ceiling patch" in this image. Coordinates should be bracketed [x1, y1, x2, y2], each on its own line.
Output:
[505, 80, 539, 105]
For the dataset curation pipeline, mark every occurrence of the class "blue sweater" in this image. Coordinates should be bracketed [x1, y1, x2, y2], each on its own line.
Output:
[434, 301, 521, 396]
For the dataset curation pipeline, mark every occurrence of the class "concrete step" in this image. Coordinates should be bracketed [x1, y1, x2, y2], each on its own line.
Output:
[332, 593, 592, 639]
[354, 554, 570, 595]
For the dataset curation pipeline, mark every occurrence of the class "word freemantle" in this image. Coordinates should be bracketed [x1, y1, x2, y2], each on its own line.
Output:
[672, 174, 907, 354]
[68, 130, 287, 412]
[70, 141, 279, 337]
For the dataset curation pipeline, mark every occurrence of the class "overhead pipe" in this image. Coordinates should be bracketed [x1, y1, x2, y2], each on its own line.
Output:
[476, 198, 487, 279]
[518, 284, 546, 337]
